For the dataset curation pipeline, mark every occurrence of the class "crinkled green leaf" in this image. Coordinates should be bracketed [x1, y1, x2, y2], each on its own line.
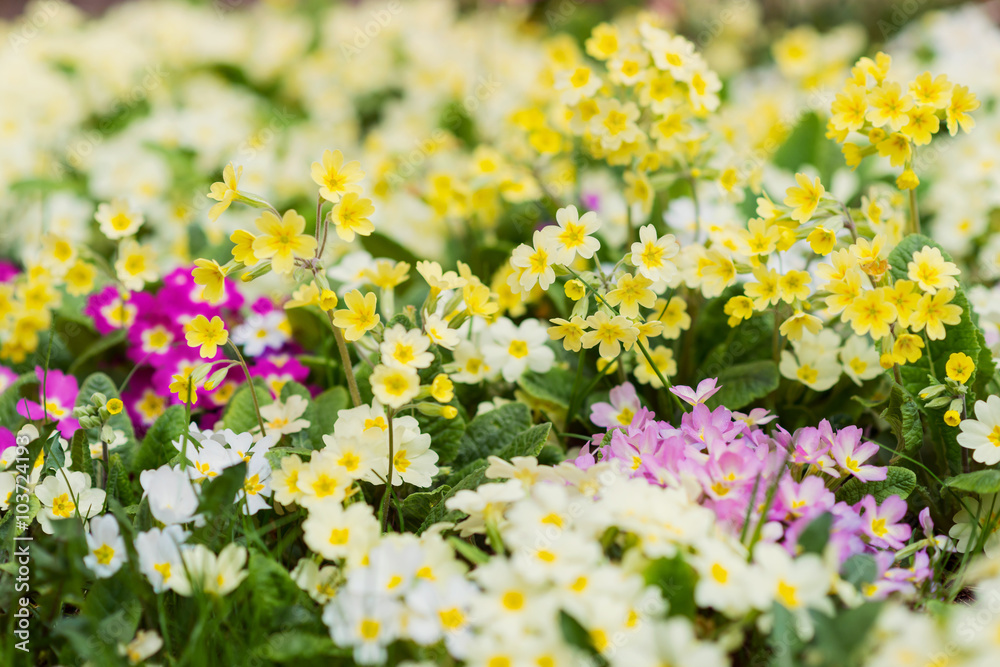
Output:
[837, 466, 917, 505]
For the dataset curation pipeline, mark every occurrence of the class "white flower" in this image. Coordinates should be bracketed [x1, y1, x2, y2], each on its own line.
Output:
[236, 453, 273, 515]
[371, 416, 439, 488]
[958, 395, 1000, 465]
[405, 576, 478, 658]
[451, 340, 493, 384]
[34, 469, 106, 534]
[481, 317, 555, 383]
[83, 514, 127, 578]
[118, 630, 164, 665]
[547, 205, 601, 264]
[839, 335, 882, 385]
[554, 65, 601, 105]
[231, 310, 290, 357]
[170, 543, 248, 597]
[323, 589, 402, 665]
[139, 465, 200, 526]
[302, 501, 380, 566]
[423, 313, 460, 350]
[95, 197, 144, 240]
[509, 229, 556, 292]
[256, 394, 311, 437]
[690, 539, 761, 616]
[291, 558, 340, 604]
[135, 526, 189, 593]
[753, 542, 833, 618]
[380, 324, 435, 370]
[445, 480, 525, 537]
[630, 224, 679, 284]
[370, 363, 421, 409]
[948, 493, 1000, 558]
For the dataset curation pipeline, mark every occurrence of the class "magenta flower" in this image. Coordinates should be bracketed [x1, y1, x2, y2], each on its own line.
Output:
[859, 495, 912, 549]
[0, 366, 18, 394]
[85, 286, 138, 334]
[590, 382, 642, 429]
[16, 367, 80, 438]
[830, 426, 886, 482]
[0, 260, 20, 282]
[789, 425, 839, 477]
[775, 475, 835, 521]
[669, 378, 720, 406]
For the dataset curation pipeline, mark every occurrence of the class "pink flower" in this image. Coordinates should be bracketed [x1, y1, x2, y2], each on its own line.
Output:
[775, 475, 835, 521]
[590, 382, 642, 429]
[789, 424, 839, 477]
[859, 495, 912, 549]
[669, 378, 720, 406]
[16, 367, 80, 438]
[830, 426, 886, 482]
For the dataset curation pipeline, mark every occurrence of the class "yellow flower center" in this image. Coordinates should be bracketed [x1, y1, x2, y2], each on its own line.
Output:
[329, 528, 350, 545]
[52, 493, 76, 518]
[508, 340, 529, 359]
[93, 544, 115, 565]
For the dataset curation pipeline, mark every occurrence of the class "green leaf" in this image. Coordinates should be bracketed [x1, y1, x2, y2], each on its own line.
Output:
[888, 234, 982, 475]
[768, 603, 806, 667]
[644, 554, 697, 619]
[196, 461, 246, 516]
[69, 429, 90, 474]
[448, 536, 490, 565]
[417, 407, 467, 466]
[842, 553, 879, 588]
[132, 405, 188, 472]
[67, 329, 126, 375]
[419, 460, 489, 533]
[453, 402, 532, 467]
[810, 602, 884, 667]
[0, 371, 37, 427]
[881, 384, 922, 453]
[496, 423, 552, 460]
[705, 360, 779, 411]
[313, 386, 349, 438]
[798, 512, 833, 555]
[944, 469, 1000, 495]
[246, 550, 308, 628]
[558, 610, 607, 667]
[258, 631, 351, 661]
[222, 381, 273, 433]
[401, 485, 452, 526]
[108, 453, 134, 506]
[836, 466, 917, 505]
[517, 367, 575, 409]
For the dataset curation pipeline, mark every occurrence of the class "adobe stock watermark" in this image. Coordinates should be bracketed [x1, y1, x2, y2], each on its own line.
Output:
[6, 0, 65, 52]
[340, 1, 402, 62]
[11, 432, 35, 653]
[52, 64, 171, 179]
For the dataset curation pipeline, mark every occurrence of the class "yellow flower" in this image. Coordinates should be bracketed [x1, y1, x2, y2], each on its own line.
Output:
[909, 72, 952, 108]
[252, 210, 317, 275]
[783, 173, 825, 224]
[653, 296, 691, 339]
[96, 198, 144, 240]
[876, 133, 911, 168]
[370, 364, 419, 409]
[901, 106, 939, 146]
[843, 288, 897, 340]
[634, 345, 676, 388]
[807, 226, 837, 255]
[191, 259, 229, 305]
[744, 265, 780, 310]
[363, 260, 409, 290]
[946, 85, 979, 136]
[285, 282, 320, 309]
[311, 149, 365, 202]
[115, 240, 157, 291]
[581, 311, 637, 359]
[564, 279, 586, 301]
[909, 289, 962, 341]
[185, 315, 229, 358]
[724, 296, 754, 327]
[431, 374, 454, 403]
[106, 398, 123, 415]
[331, 192, 376, 243]
[169, 373, 198, 405]
[332, 290, 380, 341]
[896, 169, 919, 191]
[462, 283, 498, 319]
[230, 229, 258, 265]
[740, 218, 780, 256]
[779, 311, 823, 341]
[946, 352, 974, 384]
[604, 273, 655, 319]
[777, 270, 812, 304]
[548, 316, 587, 352]
[866, 82, 914, 131]
[319, 289, 339, 312]
[207, 162, 243, 221]
[830, 83, 868, 133]
[883, 280, 921, 328]
[892, 333, 924, 365]
[943, 410, 961, 427]
[907, 246, 960, 294]
[64, 260, 97, 296]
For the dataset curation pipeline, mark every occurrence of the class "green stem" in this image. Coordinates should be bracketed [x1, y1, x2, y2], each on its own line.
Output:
[908, 186, 920, 236]
[229, 341, 267, 436]
[380, 411, 395, 532]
